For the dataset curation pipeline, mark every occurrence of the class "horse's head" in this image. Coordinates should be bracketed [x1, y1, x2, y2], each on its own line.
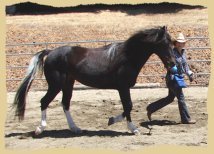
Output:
[124, 26, 175, 70]
[153, 26, 176, 71]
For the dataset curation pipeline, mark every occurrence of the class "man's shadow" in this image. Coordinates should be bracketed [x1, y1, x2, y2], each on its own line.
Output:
[141, 119, 179, 127]
[140, 120, 180, 135]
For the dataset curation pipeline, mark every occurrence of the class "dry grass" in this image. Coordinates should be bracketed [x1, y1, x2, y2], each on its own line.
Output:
[6, 9, 208, 44]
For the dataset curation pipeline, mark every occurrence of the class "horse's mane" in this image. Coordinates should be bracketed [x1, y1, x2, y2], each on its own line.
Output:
[125, 26, 167, 45]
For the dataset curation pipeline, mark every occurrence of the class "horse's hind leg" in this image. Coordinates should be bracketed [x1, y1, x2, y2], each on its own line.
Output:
[35, 86, 61, 135]
[62, 76, 82, 134]
[35, 70, 61, 135]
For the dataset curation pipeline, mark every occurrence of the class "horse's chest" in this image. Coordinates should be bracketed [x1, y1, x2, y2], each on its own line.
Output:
[117, 65, 139, 87]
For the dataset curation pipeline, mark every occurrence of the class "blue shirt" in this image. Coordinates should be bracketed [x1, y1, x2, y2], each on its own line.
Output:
[173, 48, 192, 76]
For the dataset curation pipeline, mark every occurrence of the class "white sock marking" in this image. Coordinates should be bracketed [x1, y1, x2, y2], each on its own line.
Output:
[35, 110, 47, 135]
[127, 121, 140, 135]
[64, 110, 76, 128]
[64, 110, 82, 133]
[114, 114, 124, 123]
[41, 110, 47, 127]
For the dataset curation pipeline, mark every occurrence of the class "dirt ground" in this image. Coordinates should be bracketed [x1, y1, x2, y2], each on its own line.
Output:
[5, 87, 208, 151]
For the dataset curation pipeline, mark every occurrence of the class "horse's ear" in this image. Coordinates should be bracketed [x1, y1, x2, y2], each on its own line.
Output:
[162, 26, 167, 32]
[157, 26, 167, 41]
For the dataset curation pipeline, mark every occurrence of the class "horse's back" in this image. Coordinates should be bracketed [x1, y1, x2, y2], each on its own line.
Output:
[44, 45, 87, 70]
[43, 44, 130, 89]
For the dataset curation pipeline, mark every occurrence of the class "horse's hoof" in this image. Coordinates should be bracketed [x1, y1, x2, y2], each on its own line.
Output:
[70, 127, 82, 134]
[133, 129, 141, 135]
[108, 117, 115, 126]
[35, 126, 43, 135]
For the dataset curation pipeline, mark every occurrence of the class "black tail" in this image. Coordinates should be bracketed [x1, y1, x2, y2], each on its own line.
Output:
[13, 49, 51, 121]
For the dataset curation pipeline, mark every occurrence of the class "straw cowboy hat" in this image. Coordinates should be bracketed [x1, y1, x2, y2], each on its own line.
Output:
[175, 33, 187, 43]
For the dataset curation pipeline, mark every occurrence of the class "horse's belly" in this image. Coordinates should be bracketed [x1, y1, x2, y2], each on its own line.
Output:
[74, 73, 117, 89]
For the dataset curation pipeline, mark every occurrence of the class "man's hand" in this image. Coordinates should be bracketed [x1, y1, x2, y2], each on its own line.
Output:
[189, 73, 194, 82]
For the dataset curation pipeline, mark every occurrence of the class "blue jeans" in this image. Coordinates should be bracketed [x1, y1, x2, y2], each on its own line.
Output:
[146, 77, 191, 123]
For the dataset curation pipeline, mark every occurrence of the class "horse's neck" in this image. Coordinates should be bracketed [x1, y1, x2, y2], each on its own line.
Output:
[136, 52, 152, 72]
[125, 44, 153, 71]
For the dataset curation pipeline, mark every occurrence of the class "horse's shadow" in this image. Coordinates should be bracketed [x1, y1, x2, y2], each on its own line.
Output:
[5, 129, 133, 139]
[5, 120, 180, 139]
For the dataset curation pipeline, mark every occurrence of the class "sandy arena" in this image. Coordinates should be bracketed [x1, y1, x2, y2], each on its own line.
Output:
[5, 87, 208, 151]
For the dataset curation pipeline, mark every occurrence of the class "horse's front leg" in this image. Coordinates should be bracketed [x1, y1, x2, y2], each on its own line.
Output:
[117, 87, 140, 135]
[108, 112, 138, 133]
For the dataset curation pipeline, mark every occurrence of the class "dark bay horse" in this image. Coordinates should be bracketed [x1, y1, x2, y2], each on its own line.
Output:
[13, 26, 175, 135]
